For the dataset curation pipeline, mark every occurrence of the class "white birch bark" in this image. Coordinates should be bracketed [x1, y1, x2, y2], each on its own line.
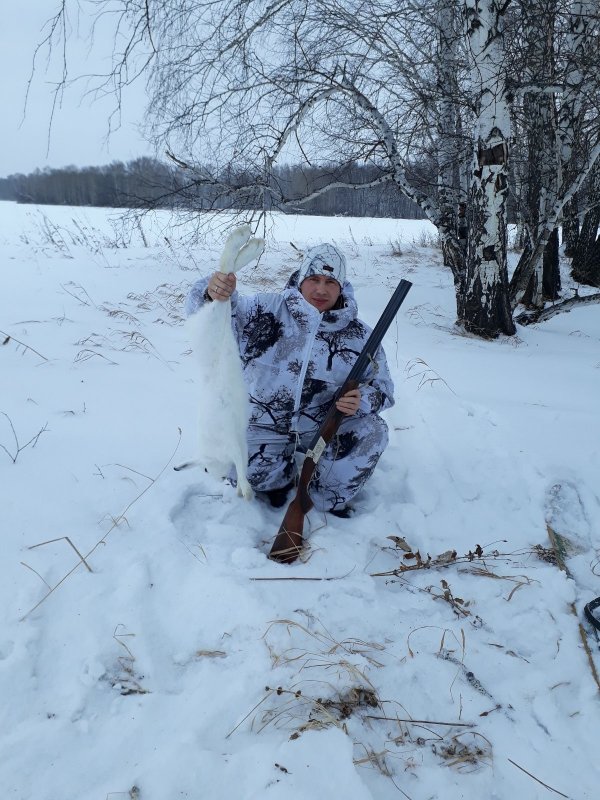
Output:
[461, 0, 515, 336]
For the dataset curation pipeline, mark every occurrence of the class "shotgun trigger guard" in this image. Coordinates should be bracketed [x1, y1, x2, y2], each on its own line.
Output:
[306, 437, 327, 464]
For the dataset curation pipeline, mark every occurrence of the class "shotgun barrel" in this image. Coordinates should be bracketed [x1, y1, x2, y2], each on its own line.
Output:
[269, 278, 413, 563]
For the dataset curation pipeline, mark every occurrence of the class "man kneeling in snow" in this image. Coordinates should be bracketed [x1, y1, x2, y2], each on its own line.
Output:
[185, 243, 394, 519]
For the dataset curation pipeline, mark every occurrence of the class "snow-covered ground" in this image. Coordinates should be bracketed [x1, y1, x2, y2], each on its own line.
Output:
[1, 202, 599, 800]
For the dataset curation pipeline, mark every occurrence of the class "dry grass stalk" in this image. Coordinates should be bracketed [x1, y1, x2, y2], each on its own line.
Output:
[358, 709, 489, 786]
[100, 307, 141, 325]
[251, 575, 344, 581]
[406, 625, 465, 661]
[255, 686, 345, 735]
[61, 281, 96, 307]
[508, 758, 569, 798]
[461, 564, 536, 601]
[111, 626, 148, 696]
[388, 237, 404, 258]
[21, 429, 182, 620]
[74, 348, 118, 365]
[250, 567, 355, 582]
[20, 561, 52, 589]
[390, 565, 538, 633]
[263, 617, 386, 674]
[1, 329, 49, 361]
[195, 650, 226, 659]
[404, 627, 501, 714]
[405, 357, 455, 394]
[485, 642, 530, 663]
[427, 579, 472, 619]
[317, 686, 379, 719]
[251, 616, 398, 754]
[373, 539, 536, 577]
[28, 535, 93, 573]
[225, 689, 275, 739]
[75, 328, 170, 368]
[112, 463, 154, 482]
[125, 282, 186, 326]
[406, 302, 448, 329]
[113, 329, 170, 367]
[353, 746, 392, 777]
[179, 539, 208, 563]
[366, 715, 474, 728]
[0, 412, 48, 464]
[253, 617, 494, 788]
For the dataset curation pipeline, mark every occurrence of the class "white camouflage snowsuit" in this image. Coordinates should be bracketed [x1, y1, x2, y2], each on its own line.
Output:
[185, 267, 394, 512]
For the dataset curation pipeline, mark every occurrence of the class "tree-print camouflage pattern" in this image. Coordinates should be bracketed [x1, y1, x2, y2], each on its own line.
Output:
[185, 266, 394, 511]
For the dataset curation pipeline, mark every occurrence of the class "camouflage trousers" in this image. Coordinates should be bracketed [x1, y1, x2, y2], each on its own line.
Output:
[245, 414, 389, 512]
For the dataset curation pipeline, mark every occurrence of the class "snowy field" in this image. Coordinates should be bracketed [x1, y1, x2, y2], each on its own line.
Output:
[1, 201, 599, 800]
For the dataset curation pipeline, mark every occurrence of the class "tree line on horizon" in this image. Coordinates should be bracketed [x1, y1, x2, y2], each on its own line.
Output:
[0, 158, 425, 220]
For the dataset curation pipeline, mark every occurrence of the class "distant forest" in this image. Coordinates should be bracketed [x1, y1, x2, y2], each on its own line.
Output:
[0, 157, 425, 219]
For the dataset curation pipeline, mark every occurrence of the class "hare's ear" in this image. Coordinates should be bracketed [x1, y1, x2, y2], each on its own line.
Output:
[232, 238, 265, 272]
[218, 225, 252, 273]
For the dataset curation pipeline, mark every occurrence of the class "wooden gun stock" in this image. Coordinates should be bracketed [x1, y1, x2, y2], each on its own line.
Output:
[269, 279, 413, 563]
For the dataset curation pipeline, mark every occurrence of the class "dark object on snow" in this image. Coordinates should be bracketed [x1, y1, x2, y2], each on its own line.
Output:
[584, 597, 600, 632]
[264, 482, 295, 508]
[269, 278, 413, 564]
[329, 505, 355, 519]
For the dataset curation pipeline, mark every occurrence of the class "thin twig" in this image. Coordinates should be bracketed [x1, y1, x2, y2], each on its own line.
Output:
[370, 546, 532, 577]
[508, 759, 570, 798]
[113, 463, 154, 482]
[251, 576, 329, 581]
[74, 349, 118, 365]
[61, 282, 96, 307]
[0, 329, 49, 361]
[365, 715, 474, 728]
[388, 775, 414, 800]
[251, 569, 354, 582]
[20, 562, 52, 590]
[0, 413, 48, 463]
[225, 690, 274, 739]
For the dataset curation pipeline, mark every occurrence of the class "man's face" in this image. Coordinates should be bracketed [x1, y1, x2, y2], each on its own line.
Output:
[300, 274, 341, 312]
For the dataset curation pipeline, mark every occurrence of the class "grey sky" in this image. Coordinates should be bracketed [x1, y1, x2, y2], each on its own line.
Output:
[1, 2, 151, 177]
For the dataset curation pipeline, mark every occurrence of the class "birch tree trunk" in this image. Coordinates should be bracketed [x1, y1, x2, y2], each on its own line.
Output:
[558, 1, 595, 255]
[571, 158, 600, 286]
[521, 0, 560, 307]
[437, 0, 462, 268]
[460, 0, 515, 336]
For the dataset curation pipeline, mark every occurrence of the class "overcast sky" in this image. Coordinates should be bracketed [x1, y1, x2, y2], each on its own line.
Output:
[1, 2, 152, 177]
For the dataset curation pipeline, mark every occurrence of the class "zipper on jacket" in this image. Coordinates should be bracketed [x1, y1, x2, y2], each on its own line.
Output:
[290, 309, 322, 433]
